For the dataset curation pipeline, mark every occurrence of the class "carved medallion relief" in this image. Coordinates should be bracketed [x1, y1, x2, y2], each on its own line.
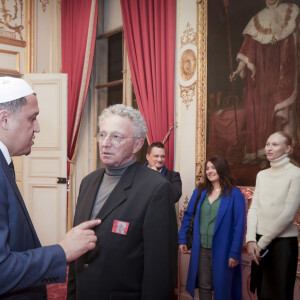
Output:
[179, 22, 197, 109]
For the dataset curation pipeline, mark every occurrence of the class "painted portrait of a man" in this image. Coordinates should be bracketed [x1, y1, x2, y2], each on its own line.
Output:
[206, 0, 300, 185]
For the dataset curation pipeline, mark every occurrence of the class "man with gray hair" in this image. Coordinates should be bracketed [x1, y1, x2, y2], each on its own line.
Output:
[67, 104, 178, 300]
[0, 77, 100, 299]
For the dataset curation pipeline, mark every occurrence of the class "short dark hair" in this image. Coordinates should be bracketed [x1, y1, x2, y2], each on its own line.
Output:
[198, 156, 234, 196]
[147, 142, 165, 154]
[0, 97, 27, 114]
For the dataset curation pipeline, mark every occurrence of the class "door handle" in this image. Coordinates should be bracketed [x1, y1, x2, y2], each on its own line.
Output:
[57, 177, 67, 184]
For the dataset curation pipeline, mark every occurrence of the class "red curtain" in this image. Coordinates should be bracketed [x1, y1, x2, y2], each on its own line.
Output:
[120, 0, 176, 169]
[61, 0, 98, 228]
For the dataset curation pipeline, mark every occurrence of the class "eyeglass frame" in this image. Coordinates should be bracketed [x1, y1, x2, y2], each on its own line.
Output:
[97, 132, 140, 145]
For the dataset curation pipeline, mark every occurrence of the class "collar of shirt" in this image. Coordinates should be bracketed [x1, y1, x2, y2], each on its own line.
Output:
[160, 164, 167, 175]
[0, 140, 11, 164]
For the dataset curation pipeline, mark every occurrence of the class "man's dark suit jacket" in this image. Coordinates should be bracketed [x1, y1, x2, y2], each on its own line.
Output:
[0, 150, 66, 299]
[67, 162, 178, 300]
[164, 168, 182, 202]
[145, 163, 182, 203]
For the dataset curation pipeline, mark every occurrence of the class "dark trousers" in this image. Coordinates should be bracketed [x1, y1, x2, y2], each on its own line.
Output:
[250, 235, 298, 300]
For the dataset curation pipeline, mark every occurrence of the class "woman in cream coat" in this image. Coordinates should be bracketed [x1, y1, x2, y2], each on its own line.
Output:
[247, 131, 300, 300]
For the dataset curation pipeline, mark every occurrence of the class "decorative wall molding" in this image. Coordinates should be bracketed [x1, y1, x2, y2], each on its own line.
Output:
[179, 23, 197, 110]
[178, 196, 189, 227]
[0, 49, 21, 75]
[179, 84, 196, 109]
[0, 0, 24, 41]
[39, 0, 51, 12]
[181, 22, 196, 46]
[0, 36, 25, 47]
[25, 0, 34, 73]
[195, 0, 207, 186]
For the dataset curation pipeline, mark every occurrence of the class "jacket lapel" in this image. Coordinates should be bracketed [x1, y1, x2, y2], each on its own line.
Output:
[96, 163, 137, 222]
[213, 192, 230, 235]
[0, 150, 41, 246]
[83, 169, 105, 221]
[194, 190, 207, 231]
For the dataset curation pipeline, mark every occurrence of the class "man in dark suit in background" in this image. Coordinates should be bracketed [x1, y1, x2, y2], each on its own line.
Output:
[67, 104, 178, 300]
[146, 142, 182, 202]
[0, 76, 100, 299]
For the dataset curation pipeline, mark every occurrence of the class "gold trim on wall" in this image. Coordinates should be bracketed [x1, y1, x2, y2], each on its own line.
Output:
[0, 37, 26, 47]
[25, 0, 34, 73]
[0, 49, 21, 75]
[49, 1, 54, 73]
[56, 0, 62, 72]
[195, 0, 207, 186]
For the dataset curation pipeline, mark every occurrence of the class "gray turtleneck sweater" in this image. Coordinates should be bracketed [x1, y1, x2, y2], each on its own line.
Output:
[246, 154, 300, 249]
[90, 158, 136, 219]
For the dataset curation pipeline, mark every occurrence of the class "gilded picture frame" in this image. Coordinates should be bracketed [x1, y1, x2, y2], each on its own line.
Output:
[196, 0, 300, 187]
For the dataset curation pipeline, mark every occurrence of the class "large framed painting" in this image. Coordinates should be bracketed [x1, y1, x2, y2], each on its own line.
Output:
[196, 0, 300, 186]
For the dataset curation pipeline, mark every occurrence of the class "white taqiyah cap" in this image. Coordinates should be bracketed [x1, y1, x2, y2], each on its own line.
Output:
[0, 76, 34, 103]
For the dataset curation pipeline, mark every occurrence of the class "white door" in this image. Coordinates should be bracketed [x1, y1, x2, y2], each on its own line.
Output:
[23, 73, 67, 246]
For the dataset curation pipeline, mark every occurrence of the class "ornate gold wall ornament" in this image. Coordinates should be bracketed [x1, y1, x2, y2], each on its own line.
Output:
[179, 35, 197, 108]
[195, 0, 207, 186]
[180, 48, 196, 81]
[179, 83, 196, 109]
[181, 22, 196, 46]
[39, 0, 50, 12]
[0, 0, 24, 41]
[0, 28, 15, 39]
[178, 196, 190, 227]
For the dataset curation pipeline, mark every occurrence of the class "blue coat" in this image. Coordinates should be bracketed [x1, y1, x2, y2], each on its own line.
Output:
[0, 150, 66, 299]
[178, 187, 246, 299]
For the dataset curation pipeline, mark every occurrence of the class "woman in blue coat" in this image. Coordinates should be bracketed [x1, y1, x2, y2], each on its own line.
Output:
[179, 156, 246, 300]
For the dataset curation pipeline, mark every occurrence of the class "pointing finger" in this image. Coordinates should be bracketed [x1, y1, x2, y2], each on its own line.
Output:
[76, 219, 101, 230]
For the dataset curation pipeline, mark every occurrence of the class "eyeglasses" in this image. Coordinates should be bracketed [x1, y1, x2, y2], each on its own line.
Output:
[98, 132, 137, 145]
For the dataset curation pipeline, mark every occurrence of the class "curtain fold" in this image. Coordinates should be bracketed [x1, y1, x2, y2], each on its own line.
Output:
[61, 0, 98, 228]
[120, 0, 176, 169]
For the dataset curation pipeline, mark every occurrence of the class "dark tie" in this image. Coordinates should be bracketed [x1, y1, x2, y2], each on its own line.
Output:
[8, 161, 15, 180]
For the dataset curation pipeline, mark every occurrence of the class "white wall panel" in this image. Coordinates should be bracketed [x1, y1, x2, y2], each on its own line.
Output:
[175, 0, 198, 299]
[34, 0, 61, 73]
[30, 80, 62, 149]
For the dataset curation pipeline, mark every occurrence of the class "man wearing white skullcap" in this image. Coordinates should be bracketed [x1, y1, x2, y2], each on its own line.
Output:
[0, 77, 100, 299]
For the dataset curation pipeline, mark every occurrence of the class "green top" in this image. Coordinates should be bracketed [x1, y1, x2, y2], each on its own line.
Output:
[200, 192, 222, 248]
